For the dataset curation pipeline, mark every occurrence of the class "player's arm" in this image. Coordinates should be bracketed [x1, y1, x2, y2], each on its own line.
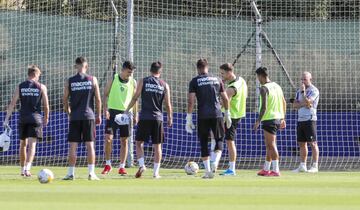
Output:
[164, 83, 173, 127]
[253, 86, 268, 131]
[125, 78, 143, 113]
[293, 90, 309, 109]
[3, 87, 20, 126]
[93, 76, 102, 125]
[132, 79, 139, 124]
[41, 84, 49, 126]
[102, 77, 113, 120]
[63, 80, 70, 115]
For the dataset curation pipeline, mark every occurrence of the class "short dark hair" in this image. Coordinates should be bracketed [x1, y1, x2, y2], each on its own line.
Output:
[219, 63, 234, 72]
[150, 61, 162, 73]
[75, 56, 87, 66]
[28, 64, 41, 77]
[122, 60, 136, 70]
[255, 66, 269, 77]
[196, 58, 208, 70]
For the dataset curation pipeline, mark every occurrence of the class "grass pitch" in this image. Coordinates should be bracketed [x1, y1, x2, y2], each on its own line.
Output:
[0, 166, 359, 210]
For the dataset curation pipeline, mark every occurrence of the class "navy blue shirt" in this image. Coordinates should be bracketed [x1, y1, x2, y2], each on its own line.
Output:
[140, 76, 167, 121]
[68, 73, 95, 121]
[189, 73, 224, 119]
[19, 80, 43, 124]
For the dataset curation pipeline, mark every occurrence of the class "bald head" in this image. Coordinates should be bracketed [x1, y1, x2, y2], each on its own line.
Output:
[301, 71, 312, 87]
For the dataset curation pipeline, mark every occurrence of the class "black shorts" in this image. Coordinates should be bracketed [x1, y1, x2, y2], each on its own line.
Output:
[198, 118, 225, 140]
[68, 120, 96, 142]
[105, 109, 130, 138]
[136, 120, 164, 144]
[225, 118, 240, 141]
[297, 121, 317, 142]
[19, 123, 43, 140]
[262, 119, 281, 135]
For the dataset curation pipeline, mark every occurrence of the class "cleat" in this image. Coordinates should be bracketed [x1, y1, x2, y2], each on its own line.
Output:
[101, 165, 112, 175]
[21, 173, 25, 177]
[265, 171, 281, 177]
[118, 168, 127, 176]
[220, 169, 236, 176]
[62, 174, 75, 180]
[24, 171, 32, 177]
[88, 174, 100, 181]
[135, 166, 146, 178]
[202, 171, 214, 179]
[292, 165, 307, 173]
[153, 174, 161, 179]
[307, 166, 318, 173]
[257, 169, 271, 176]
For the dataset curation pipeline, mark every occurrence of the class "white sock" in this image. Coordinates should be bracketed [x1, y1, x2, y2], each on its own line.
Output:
[68, 166, 75, 176]
[21, 166, 26, 174]
[264, 161, 271, 171]
[25, 162, 32, 171]
[272, 160, 280, 172]
[229, 161, 236, 171]
[138, 157, 145, 167]
[300, 162, 306, 168]
[153, 163, 160, 176]
[312, 162, 318, 168]
[214, 151, 222, 166]
[203, 159, 211, 173]
[106, 160, 111, 166]
[88, 164, 95, 175]
[119, 163, 125, 169]
[210, 151, 215, 162]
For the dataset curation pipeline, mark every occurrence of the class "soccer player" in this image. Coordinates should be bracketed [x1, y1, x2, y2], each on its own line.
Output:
[292, 72, 320, 173]
[219, 63, 247, 176]
[253, 67, 286, 177]
[186, 58, 231, 179]
[3, 65, 49, 177]
[101, 61, 137, 175]
[62, 57, 102, 181]
[125, 61, 172, 179]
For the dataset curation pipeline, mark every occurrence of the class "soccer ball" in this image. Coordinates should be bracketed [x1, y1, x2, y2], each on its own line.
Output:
[184, 161, 199, 175]
[38, 169, 54, 184]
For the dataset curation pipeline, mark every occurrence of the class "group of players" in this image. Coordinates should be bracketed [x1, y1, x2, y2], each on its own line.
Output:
[3, 56, 320, 180]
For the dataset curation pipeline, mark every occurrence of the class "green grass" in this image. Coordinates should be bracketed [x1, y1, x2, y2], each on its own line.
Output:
[0, 166, 359, 210]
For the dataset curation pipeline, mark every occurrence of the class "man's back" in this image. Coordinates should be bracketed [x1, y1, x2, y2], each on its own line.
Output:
[68, 73, 95, 121]
[140, 76, 166, 121]
[19, 80, 43, 124]
[189, 74, 224, 119]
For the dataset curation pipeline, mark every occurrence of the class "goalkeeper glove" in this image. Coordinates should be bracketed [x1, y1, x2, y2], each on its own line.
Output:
[224, 110, 232, 129]
[185, 113, 195, 134]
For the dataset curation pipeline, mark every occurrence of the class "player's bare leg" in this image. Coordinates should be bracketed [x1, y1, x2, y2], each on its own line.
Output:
[263, 131, 280, 176]
[63, 142, 78, 180]
[258, 142, 272, 176]
[19, 139, 27, 176]
[308, 141, 319, 173]
[102, 134, 113, 174]
[118, 137, 128, 175]
[135, 140, 146, 178]
[153, 143, 162, 178]
[86, 141, 99, 180]
[293, 142, 308, 172]
[24, 138, 37, 176]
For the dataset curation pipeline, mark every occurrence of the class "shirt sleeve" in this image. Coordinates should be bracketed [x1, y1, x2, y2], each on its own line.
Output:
[307, 88, 319, 101]
[189, 78, 196, 93]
